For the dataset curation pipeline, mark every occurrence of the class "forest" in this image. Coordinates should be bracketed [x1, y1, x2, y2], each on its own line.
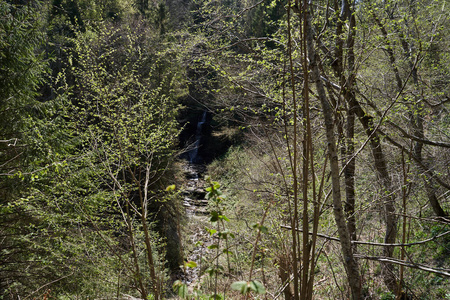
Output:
[1, 0, 449, 299]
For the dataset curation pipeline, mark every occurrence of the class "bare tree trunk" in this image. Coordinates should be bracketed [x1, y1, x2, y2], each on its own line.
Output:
[125, 200, 148, 299]
[344, 107, 357, 243]
[137, 165, 161, 300]
[300, 3, 362, 298]
[346, 95, 398, 293]
[286, 1, 300, 298]
[333, 0, 358, 245]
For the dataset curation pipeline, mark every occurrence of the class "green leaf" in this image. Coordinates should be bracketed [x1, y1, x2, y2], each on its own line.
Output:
[222, 249, 233, 255]
[206, 228, 217, 235]
[249, 280, 266, 294]
[208, 244, 218, 249]
[185, 260, 197, 268]
[218, 230, 231, 238]
[165, 184, 176, 192]
[173, 280, 188, 298]
[259, 226, 269, 234]
[219, 214, 230, 222]
[231, 281, 249, 294]
[210, 211, 219, 222]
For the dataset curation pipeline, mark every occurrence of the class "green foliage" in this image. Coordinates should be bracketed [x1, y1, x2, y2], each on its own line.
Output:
[431, 225, 450, 259]
[2, 5, 184, 296]
[63, 20, 181, 183]
[173, 280, 189, 298]
[231, 280, 266, 295]
[380, 291, 396, 300]
[49, 0, 136, 26]
[0, 1, 67, 296]
[58, 20, 181, 297]
[0, 1, 47, 102]
[0, 0, 51, 176]
[2, 0, 450, 297]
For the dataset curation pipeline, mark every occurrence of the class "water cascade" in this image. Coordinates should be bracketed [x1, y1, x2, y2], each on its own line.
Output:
[183, 110, 210, 215]
[179, 111, 211, 286]
[188, 110, 207, 164]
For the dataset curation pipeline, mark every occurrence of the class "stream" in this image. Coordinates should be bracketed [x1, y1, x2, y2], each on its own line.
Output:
[177, 162, 217, 294]
[182, 163, 208, 216]
[178, 110, 213, 291]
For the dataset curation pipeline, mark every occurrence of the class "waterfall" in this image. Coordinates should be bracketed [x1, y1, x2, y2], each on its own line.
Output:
[188, 110, 207, 164]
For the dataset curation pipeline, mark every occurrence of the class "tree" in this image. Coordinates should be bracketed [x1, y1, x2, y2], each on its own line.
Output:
[61, 21, 183, 299]
[191, 0, 449, 298]
[0, 1, 56, 295]
[1, 7, 185, 296]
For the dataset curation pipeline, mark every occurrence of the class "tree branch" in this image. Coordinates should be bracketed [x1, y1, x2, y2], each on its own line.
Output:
[280, 225, 450, 247]
[353, 255, 450, 277]
[387, 120, 450, 148]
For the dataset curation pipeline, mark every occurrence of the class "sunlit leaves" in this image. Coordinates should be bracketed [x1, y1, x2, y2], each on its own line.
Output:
[173, 280, 188, 298]
[185, 260, 198, 268]
[65, 22, 181, 184]
[165, 184, 176, 192]
[231, 280, 266, 295]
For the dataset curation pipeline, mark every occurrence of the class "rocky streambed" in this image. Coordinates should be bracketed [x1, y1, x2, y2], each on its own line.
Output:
[182, 164, 209, 216]
[176, 163, 214, 292]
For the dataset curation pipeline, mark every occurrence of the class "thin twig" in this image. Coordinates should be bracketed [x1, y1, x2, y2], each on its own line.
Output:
[23, 272, 74, 300]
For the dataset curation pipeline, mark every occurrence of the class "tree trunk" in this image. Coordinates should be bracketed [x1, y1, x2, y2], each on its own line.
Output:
[346, 96, 399, 293]
[301, 3, 362, 298]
